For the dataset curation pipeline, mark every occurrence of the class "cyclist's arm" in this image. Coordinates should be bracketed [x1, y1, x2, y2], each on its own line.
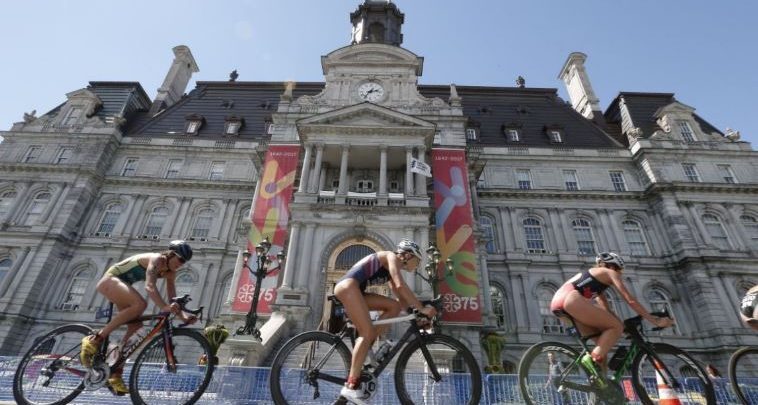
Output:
[596, 293, 611, 313]
[387, 254, 424, 311]
[145, 256, 172, 312]
[609, 270, 670, 327]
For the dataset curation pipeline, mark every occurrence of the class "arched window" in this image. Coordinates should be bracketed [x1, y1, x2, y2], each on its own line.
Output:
[0, 190, 17, 219]
[97, 203, 123, 234]
[175, 271, 196, 298]
[214, 273, 233, 319]
[192, 208, 214, 238]
[144, 207, 169, 236]
[61, 267, 95, 311]
[572, 218, 596, 256]
[490, 283, 507, 329]
[741, 215, 758, 242]
[702, 214, 731, 249]
[25, 191, 51, 225]
[537, 285, 562, 334]
[623, 220, 650, 256]
[0, 258, 12, 285]
[480, 216, 497, 254]
[647, 289, 678, 335]
[334, 244, 376, 271]
[523, 218, 546, 254]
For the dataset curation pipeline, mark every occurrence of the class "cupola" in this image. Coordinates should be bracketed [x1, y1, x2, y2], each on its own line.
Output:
[350, 0, 404, 46]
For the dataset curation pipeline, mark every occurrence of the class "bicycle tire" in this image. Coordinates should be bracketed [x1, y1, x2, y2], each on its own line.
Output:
[13, 323, 94, 405]
[631, 342, 715, 405]
[129, 328, 214, 405]
[728, 346, 758, 405]
[269, 330, 352, 405]
[394, 333, 482, 405]
[518, 341, 597, 405]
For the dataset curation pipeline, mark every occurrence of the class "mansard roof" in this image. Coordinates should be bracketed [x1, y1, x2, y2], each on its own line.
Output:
[418, 84, 622, 148]
[41, 81, 151, 123]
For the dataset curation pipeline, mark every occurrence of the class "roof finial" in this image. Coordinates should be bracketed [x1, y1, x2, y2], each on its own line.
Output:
[516, 75, 526, 88]
[229, 70, 239, 82]
[449, 83, 462, 107]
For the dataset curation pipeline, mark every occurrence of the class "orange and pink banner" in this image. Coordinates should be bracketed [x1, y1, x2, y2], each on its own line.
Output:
[232, 144, 299, 314]
[431, 148, 482, 324]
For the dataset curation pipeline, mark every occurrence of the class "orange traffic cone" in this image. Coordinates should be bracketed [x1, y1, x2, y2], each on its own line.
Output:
[654, 360, 682, 405]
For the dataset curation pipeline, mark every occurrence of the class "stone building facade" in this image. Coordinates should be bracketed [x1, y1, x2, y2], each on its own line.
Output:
[0, 1, 756, 371]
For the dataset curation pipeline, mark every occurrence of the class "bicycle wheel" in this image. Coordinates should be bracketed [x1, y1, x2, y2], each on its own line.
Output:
[13, 323, 93, 405]
[729, 346, 758, 405]
[129, 328, 214, 405]
[631, 343, 715, 405]
[394, 333, 482, 405]
[518, 341, 597, 405]
[269, 331, 352, 405]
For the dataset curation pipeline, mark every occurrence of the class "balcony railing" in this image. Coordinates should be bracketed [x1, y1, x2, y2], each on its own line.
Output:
[315, 191, 408, 207]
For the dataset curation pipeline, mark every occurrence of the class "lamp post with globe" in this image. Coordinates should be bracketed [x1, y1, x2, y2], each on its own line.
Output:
[236, 236, 285, 340]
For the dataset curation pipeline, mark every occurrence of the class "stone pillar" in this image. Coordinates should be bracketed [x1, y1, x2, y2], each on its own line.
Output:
[338, 144, 350, 195]
[723, 203, 749, 250]
[280, 222, 302, 289]
[548, 208, 567, 252]
[508, 208, 522, 251]
[379, 145, 388, 196]
[308, 144, 324, 193]
[295, 223, 316, 289]
[415, 146, 427, 197]
[298, 143, 312, 193]
[686, 203, 709, 246]
[405, 146, 414, 196]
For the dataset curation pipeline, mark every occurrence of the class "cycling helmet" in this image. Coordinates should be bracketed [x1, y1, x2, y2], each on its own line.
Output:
[396, 239, 422, 260]
[596, 252, 624, 270]
[169, 240, 193, 262]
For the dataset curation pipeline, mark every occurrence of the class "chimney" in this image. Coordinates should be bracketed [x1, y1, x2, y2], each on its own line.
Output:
[149, 45, 199, 115]
[558, 52, 603, 123]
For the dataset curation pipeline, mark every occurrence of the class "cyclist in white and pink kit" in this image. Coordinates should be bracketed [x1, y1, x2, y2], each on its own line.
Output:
[334, 239, 437, 405]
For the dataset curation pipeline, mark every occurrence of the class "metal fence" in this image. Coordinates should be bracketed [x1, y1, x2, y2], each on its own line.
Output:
[0, 356, 752, 404]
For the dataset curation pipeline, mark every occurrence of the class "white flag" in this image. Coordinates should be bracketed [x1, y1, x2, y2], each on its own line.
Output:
[410, 158, 432, 177]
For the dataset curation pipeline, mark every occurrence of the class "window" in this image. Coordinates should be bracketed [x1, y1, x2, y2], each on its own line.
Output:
[165, 159, 182, 179]
[506, 129, 519, 142]
[572, 219, 595, 256]
[647, 289, 678, 335]
[389, 180, 400, 192]
[490, 284, 507, 329]
[225, 121, 241, 135]
[356, 180, 374, 193]
[717, 164, 737, 184]
[209, 161, 225, 181]
[523, 218, 546, 253]
[516, 169, 532, 190]
[25, 191, 51, 225]
[0, 191, 17, 219]
[682, 163, 701, 182]
[0, 258, 11, 285]
[609, 171, 627, 192]
[466, 128, 477, 141]
[23, 146, 42, 163]
[538, 286, 563, 334]
[61, 268, 95, 310]
[97, 203, 123, 234]
[62, 106, 83, 126]
[265, 121, 274, 135]
[480, 216, 497, 254]
[121, 158, 138, 177]
[623, 220, 650, 256]
[192, 208, 214, 238]
[144, 207, 169, 236]
[677, 120, 696, 142]
[550, 130, 563, 143]
[335, 244, 376, 271]
[185, 115, 204, 135]
[563, 170, 579, 191]
[55, 148, 73, 164]
[740, 215, 758, 242]
[702, 214, 731, 249]
[175, 272, 195, 298]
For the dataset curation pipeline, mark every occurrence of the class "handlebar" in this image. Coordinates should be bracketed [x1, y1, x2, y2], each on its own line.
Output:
[623, 309, 670, 334]
[409, 296, 443, 320]
[170, 295, 204, 327]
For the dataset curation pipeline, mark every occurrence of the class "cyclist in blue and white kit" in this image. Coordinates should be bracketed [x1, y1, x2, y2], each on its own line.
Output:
[334, 239, 437, 404]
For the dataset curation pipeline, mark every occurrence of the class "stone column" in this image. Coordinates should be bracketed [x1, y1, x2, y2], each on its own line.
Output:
[509, 208, 523, 251]
[686, 203, 709, 246]
[548, 208, 567, 252]
[723, 203, 749, 250]
[405, 146, 414, 196]
[415, 146, 427, 197]
[338, 144, 350, 195]
[295, 223, 316, 289]
[280, 222, 302, 289]
[298, 143, 312, 193]
[308, 144, 324, 193]
[379, 145, 388, 196]
[499, 207, 516, 250]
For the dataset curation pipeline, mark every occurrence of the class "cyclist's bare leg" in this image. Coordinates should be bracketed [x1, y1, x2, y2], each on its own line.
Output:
[363, 293, 402, 339]
[563, 290, 622, 367]
[334, 279, 376, 387]
[92, 276, 147, 340]
[740, 312, 758, 331]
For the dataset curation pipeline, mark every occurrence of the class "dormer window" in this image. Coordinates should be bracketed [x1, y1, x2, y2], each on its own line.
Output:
[185, 114, 205, 135]
[466, 128, 478, 141]
[508, 129, 520, 142]
[224, 116, 244, 136]
[62, 106, 83, 126]
[677, 120, 696, 142]
[550, 130, 563, 143]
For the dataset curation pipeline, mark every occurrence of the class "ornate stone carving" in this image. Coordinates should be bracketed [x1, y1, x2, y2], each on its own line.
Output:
[515, 76, 525, 88]
[626, 127, 643, 139]
[23, 110, 36, 124]
[725, 127, 741, 141]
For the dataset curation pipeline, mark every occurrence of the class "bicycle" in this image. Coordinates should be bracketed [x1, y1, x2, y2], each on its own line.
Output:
[13, 294, 214, 405]
[269, 295, 482, 404]
[519, 310, 715, 404]
[728, 344, 758, 404]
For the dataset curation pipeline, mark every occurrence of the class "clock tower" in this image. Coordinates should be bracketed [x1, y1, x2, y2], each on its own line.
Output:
[350, 0, 404, 46]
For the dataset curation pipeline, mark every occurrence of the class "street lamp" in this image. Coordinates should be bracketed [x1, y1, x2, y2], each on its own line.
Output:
[417, 244, 454, 299]
[236, 236, 285, 340]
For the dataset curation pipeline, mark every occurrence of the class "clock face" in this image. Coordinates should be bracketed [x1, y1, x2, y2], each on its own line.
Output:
[357, 82, 385, 102]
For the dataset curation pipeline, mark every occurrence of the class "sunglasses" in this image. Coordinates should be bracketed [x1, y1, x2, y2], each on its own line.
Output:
[175, 256, 186, 264]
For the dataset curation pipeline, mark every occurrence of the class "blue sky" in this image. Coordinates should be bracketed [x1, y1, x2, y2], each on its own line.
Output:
[1, 1, 756, 146]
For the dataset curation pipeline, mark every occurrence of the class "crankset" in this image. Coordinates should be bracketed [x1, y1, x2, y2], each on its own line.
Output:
[83, 360, 110, 390]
